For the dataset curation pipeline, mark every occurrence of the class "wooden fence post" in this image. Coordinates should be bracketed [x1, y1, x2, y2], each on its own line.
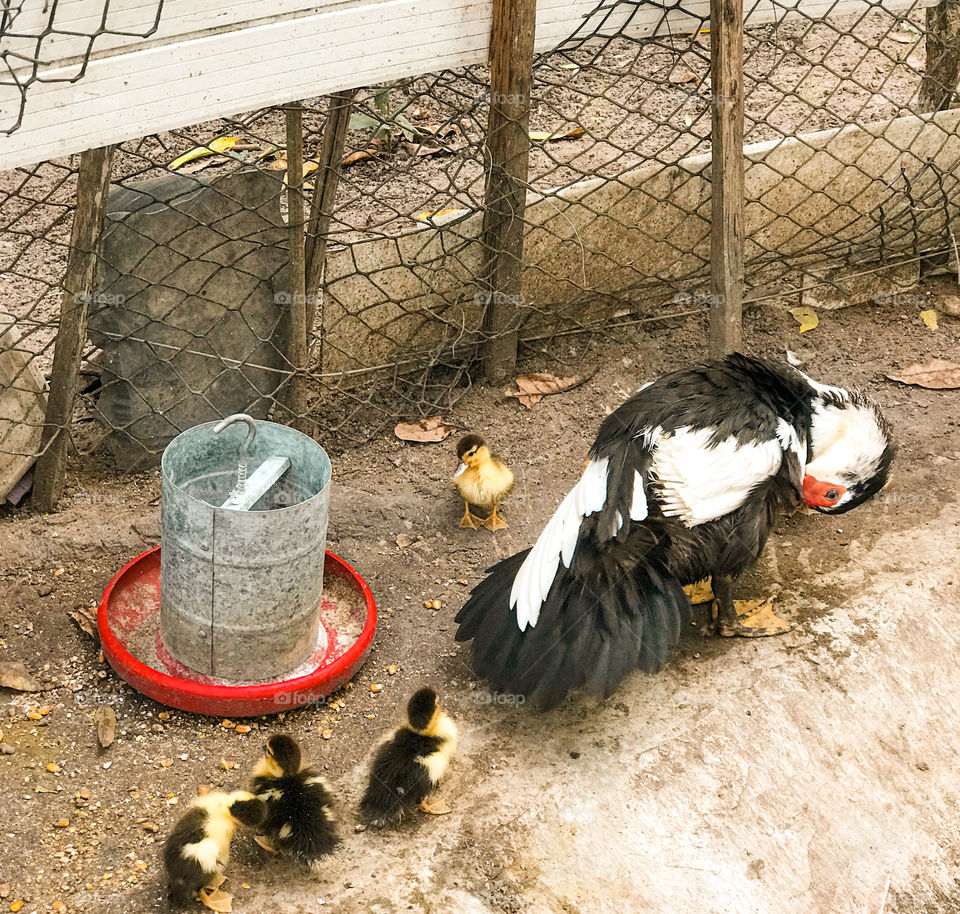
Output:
[34, 145, 116, 512]
[305, 89, 357, 373]
[920, 0, 960, 111]
[480, 0, 537, 382]
[709, 0, 745, 358]
[281, 101, 314, 434]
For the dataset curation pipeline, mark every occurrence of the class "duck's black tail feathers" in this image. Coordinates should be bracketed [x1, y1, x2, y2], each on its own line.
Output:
[454, 545, 690, 711]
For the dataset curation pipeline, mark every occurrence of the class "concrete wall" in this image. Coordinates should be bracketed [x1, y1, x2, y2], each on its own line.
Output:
[320, 107, 960, 375]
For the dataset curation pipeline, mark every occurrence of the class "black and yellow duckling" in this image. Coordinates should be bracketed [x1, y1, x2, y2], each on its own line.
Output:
[249, 733, 340, 871]
[163, 790, 266, 907]
[359, 687, 458, 827]
[454, 434, 514, 530]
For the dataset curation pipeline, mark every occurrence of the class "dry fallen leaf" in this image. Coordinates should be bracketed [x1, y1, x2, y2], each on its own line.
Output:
[94, 704, 116, 749]
[254, 835, 278, 854]
[529, 127, 585, 142]
[169, 137, 243, 170]
[505, 373, 585, 408]
[789, 305, 819, 333]
[67, 606, 99, 642]
[919, 309, 939, 330]
[199, 886, 233, 912]
[341, 148, 377, 166]
[887, 359, 960, 389]
[0, 661, 42, 692]
[394, 416, 454, 443]
[683, 579, 715, 604]
[414, 207, 465, 223]
[732, 598, 791, 635]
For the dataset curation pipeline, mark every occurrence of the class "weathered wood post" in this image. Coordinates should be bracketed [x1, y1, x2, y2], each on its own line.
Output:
[920, 0, 960, 111]
[34, 145, 116, 511]
[709, 0, 745, 358]
[480, 0, 538, 382]
[281, 101, 314, 434]
[305, 89, 357, 373]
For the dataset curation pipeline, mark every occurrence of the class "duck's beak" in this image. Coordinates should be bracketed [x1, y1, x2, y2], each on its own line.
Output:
[454, 461, 467, 478]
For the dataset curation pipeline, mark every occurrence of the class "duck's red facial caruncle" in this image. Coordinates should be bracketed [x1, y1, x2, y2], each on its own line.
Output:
[802, 474, 846, 509]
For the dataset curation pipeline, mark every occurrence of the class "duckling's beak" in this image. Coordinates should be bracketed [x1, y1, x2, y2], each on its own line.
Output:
[454, 461, 467, 478]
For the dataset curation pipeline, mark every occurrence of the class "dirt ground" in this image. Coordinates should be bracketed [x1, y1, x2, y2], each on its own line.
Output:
[1, 287, 959, 914]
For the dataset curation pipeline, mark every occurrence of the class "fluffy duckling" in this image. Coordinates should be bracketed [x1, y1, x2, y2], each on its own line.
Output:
[359, 687, 458, 827]
[249, 733, 339, 871]
[454, 434, 514, 530]
[163, 790, 266, 907]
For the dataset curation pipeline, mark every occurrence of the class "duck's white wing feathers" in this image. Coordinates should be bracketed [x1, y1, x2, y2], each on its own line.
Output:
[511, 457, 613, 631]
[652, 420, 802, 526]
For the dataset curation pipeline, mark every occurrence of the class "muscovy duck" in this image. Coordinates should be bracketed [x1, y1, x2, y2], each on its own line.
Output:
[454, 353, 894, 710]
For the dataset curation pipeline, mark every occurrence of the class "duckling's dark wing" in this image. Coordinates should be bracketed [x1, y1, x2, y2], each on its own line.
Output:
[253, 770, 339, 863]
[163, 807, 210, 904]
[359, 730, 443, 824]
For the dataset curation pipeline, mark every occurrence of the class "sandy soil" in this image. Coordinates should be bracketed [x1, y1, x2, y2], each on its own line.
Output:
[1, 284, 959, 913]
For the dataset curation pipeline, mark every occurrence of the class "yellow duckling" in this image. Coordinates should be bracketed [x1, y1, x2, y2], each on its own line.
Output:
[453, 434, 514, 530]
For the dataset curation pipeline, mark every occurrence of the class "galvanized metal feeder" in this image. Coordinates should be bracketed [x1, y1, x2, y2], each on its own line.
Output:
[161, 414, 330, 679]
[97, 415, 377, 716]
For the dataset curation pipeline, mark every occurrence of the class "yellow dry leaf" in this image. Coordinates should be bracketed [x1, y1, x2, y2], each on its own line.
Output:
[169, 137, 242, 170]
[789, 306, 818, 333]
[919, 309, 938, 330]
[734, 598, 791, 634]
[529, 127, 585, 142]
[414, 207, 464, 223]
[683, 579, 714, 604]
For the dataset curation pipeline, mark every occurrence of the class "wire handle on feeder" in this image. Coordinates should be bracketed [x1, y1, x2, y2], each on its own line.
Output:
[214, 413, 258, 494]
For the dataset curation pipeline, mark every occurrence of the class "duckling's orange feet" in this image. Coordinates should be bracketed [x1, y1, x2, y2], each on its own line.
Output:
[459, 505, 483, 529]
[481, 507, 509, 531]
[419, 796, 451, 815]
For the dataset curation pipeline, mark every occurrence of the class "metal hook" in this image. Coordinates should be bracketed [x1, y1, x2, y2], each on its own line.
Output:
[214, 413, 257, 492]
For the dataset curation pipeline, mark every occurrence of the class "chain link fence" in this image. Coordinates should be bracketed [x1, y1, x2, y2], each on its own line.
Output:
[1, 0, 957, 494]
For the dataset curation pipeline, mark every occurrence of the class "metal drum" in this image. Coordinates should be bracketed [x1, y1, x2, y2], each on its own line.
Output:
[159, 415, 330, 679]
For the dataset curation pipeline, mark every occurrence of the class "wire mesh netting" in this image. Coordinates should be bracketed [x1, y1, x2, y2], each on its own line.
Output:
[2, 0, 958, 490]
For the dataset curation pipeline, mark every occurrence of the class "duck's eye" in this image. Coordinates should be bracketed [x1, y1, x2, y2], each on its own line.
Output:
[825, 488, 839, 500]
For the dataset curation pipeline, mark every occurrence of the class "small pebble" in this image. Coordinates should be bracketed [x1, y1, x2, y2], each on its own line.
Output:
[369, 684, 383, 694]
[0, 744, 14, 755]
[321, 730, 332, 740]
[386, 665, 398, 675]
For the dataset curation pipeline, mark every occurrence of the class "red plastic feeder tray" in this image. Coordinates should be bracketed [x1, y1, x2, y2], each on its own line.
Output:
[98, 545, 376, 716]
